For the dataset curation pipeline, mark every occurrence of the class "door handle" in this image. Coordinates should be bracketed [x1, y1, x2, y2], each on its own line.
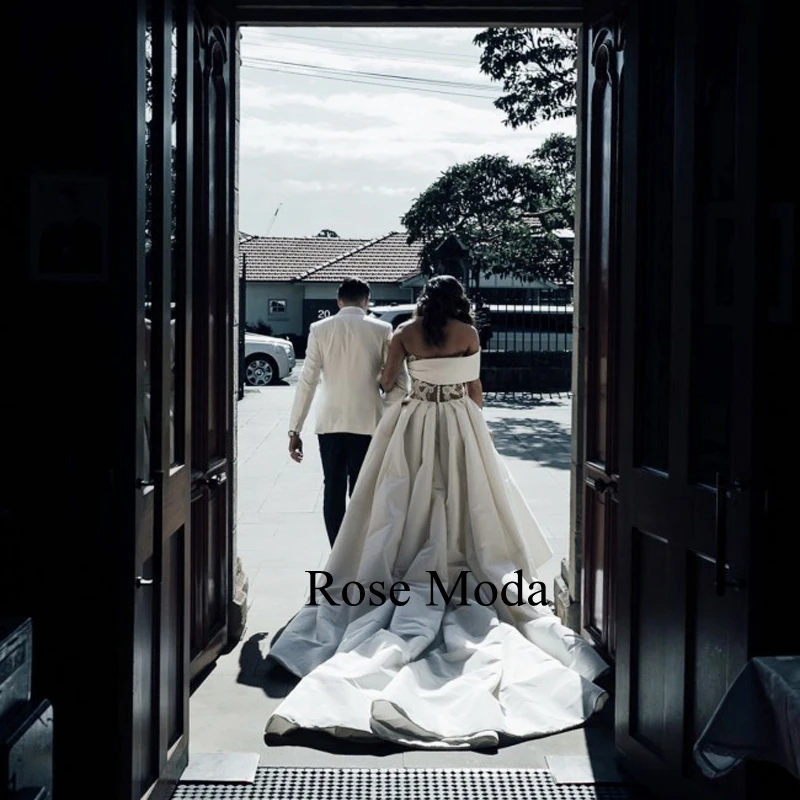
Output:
[591, 475, 618, 495]
[204, 471, 227, 487]
[714, 472, 745, 596]
[135, 576, 154, 588]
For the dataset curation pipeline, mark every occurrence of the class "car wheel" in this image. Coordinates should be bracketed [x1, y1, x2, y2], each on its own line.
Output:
[245, 354, 279, 386]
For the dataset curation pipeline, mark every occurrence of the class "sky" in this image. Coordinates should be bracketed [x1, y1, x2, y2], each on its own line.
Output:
[238, 27, 576, 240]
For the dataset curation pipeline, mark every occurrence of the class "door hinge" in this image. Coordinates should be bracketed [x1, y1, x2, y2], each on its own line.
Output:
[714, 472, 746, 596]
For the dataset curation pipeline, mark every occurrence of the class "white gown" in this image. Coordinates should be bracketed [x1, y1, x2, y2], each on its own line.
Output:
[265, 351, 609, 749]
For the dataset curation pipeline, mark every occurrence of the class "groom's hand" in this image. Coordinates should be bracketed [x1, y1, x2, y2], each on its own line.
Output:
[289, 433, 303, 463]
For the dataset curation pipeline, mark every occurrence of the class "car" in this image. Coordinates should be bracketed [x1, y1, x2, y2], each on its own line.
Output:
[367, 303, 416, 329]
[368, 301, 489, 342]
[244, 331, 296, 386]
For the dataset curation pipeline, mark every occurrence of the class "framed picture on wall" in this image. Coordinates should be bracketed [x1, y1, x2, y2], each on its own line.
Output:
[30, 173, 110, 282]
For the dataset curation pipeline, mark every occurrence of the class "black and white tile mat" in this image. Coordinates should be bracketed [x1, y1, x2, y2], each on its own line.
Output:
[173, 766, 650, 799]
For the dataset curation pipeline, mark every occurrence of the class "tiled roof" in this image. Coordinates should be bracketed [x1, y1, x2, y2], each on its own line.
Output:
[240, 235, 370, 281]
[298, 232, 424, 283]
[239, 231, 424, 284]
[239, 226, 571, 285]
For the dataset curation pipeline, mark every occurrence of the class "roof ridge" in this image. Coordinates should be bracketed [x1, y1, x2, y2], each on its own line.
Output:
[241, 233, 369, 243]
[294, 230, 397, 281]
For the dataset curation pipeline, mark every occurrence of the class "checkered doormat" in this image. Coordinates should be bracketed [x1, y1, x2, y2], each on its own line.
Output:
[173, 767, 650, 799]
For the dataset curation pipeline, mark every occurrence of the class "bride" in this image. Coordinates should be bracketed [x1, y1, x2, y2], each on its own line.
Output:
[264, 275, 609, 749]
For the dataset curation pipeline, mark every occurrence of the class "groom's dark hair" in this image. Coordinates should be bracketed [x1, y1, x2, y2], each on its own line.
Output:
[338, 276, 371, 304]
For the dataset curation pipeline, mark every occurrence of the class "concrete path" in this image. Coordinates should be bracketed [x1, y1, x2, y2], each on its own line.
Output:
[189, 372, 614, 770]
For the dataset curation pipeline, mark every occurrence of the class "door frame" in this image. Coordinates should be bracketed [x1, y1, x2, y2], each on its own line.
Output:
[232, 0, 593, 643]
[142, 2, 606, 797]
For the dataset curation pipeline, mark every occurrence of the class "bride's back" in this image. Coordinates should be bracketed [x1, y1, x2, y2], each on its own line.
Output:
[396, 316, 479, 359]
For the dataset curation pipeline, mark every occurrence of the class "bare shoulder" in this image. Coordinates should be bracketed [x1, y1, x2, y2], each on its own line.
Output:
[392, 317, 421, 344]
[451, 319, 480, 343]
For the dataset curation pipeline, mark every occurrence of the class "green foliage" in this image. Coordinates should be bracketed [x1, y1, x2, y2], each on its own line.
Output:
[473, 28, 578, 128]
[527, 132, 576, 228]
[401, 151, 573, 283]
[246, 320, 274, 336]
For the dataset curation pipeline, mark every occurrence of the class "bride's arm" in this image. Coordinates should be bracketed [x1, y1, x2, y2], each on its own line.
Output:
[466, 378, 483, 408]
[379, 330, 406, 392]
[465, 325, 482, 407]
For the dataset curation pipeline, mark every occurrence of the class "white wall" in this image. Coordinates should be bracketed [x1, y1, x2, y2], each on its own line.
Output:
[247, 280, 416, 336]
[246, 282, 304, 335]
[301, 282, 415, 304]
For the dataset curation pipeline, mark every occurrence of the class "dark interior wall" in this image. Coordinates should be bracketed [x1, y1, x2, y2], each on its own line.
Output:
[2, 1, 143, 795]
[750, 6, 797, 660]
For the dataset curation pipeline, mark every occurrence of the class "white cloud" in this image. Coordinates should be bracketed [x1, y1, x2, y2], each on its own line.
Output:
[240, 88, 574, 171]
[360, 186, 416, 196]
[354, 28, 485, 46]
[281, 178, 355, 192]
[242, 26, 485, 49]
[241, 85, 503, 131]
[237, 27, 577, 237]
[280, 178, 417, 197]
[243, 39, 489, 84]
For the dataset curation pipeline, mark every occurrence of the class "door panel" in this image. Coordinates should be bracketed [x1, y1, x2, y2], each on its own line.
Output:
[132, 499, 157, 796]
[584, 0, 766, 796]
[133, 1, 193, 797]
[189, 6, 234, 681]
[581, 13, 622, 658]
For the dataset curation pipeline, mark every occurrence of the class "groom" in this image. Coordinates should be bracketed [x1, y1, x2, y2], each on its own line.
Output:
[288, 276, 405, 546]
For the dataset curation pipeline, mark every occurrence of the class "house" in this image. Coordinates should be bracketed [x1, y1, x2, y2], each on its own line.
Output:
[240, 229, 572, 341]
[239, 231, 424, 338]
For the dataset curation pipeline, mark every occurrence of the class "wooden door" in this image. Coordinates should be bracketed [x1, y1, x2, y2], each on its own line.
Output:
[133, 2, 193, 797]
[189, 2, 235, 681]
[580, 1, 622, 660]
[582, 0, 776, 796]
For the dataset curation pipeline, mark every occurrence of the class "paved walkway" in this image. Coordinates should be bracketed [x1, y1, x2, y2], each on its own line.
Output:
[189, 372, 614, 770]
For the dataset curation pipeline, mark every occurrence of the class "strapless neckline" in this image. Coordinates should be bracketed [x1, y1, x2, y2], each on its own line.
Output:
[406, 351, 480, 363]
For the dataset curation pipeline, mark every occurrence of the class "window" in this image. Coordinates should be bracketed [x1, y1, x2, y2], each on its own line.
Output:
[269, 299, 287, 315]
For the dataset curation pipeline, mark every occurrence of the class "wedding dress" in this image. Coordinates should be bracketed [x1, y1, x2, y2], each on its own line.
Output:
[265, 351, 609, 749]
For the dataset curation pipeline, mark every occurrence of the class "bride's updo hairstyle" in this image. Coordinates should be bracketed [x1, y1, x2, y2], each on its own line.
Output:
[415, 275, 474, 347]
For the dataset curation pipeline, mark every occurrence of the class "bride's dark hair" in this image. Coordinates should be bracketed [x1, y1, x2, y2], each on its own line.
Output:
[414, 275, 474, 347]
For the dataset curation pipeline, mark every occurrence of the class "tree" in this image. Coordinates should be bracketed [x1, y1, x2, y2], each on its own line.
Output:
[473, 28, 578, 129]
[528, 132, 576, 228]
[401, 154, 572, 284]
[315, 229, 340, 238]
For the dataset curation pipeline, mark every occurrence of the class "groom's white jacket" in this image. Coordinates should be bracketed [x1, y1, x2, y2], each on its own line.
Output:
[289, 307, 408, 436]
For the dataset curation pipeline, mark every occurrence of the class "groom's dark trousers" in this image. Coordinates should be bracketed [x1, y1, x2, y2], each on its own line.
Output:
[318, 432, 372, 546]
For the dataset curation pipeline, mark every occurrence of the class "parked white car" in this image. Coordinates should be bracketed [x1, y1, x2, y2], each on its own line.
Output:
[367, 303, 416, 329]
[244, 332, 296, 386]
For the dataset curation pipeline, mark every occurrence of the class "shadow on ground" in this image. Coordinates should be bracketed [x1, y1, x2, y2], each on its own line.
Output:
[263, 698, 617, 759]
[484, 393, 570, 410]
[263, 728, 412, 756]
[233, 631, 293, 696]
[489, 416, 571, 470]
